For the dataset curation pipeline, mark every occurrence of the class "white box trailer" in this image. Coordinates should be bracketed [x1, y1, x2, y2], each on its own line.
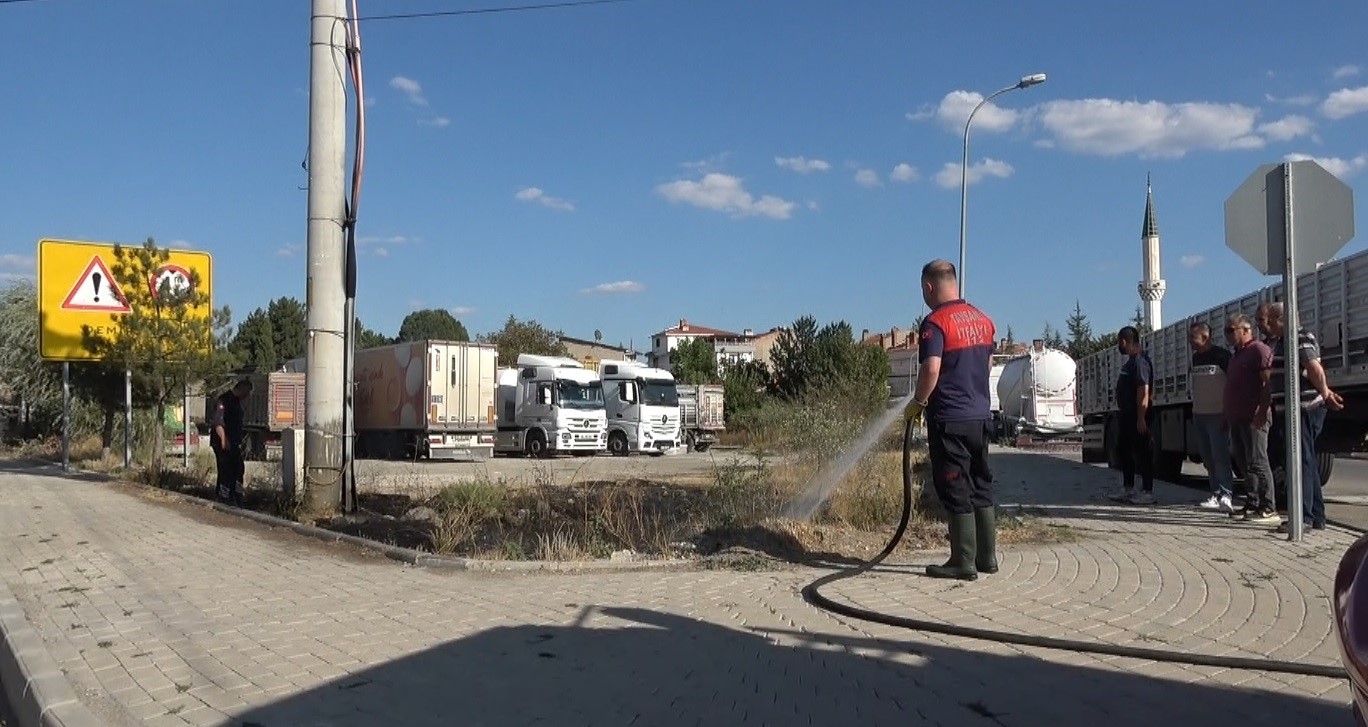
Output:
[286, 340, 497, 461]
[1077, 248, 1368, 486]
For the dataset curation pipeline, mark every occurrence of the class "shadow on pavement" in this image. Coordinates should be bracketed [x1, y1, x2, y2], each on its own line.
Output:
[227, 606, 1346, 727]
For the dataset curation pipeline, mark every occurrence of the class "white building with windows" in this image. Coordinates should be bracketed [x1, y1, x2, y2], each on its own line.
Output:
[649, 318, 757, 371]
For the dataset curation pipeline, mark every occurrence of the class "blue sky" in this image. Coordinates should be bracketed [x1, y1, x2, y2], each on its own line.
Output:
[2, 0, 1367, 354]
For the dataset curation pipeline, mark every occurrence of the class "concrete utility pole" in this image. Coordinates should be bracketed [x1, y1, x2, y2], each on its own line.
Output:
[303, 0, 348, 516]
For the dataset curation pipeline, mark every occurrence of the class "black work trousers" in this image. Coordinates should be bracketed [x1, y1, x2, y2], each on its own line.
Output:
[927, 418, 994, 516]
[213, 440, 245, 503]
[1117, 412, 1154, 492]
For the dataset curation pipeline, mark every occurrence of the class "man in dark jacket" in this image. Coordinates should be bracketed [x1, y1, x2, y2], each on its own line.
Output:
[210, 379, 253, 506]
[1109, 326, 1157, 505]
[904, 259, 997, 581]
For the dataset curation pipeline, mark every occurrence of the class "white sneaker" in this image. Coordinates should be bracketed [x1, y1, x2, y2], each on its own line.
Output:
[1107, 489, 1134, 503]
[1218, 496, 1234, 514]
[1198, 496, 1221, 509]
[1129, 492, 1157, 505]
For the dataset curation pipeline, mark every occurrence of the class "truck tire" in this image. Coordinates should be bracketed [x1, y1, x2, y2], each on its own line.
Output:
[694, 442, 711, 453]
[1320, 452, 1335, 488]
[526, 431, 549, 459]
[608, 431, 629, 457]
[1154, 449, 1184, 483]
[1104, 418, 1121, 470]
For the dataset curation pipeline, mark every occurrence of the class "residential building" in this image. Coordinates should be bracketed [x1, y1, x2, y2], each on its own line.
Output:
[747, 327, 785, 372]
[560, 335, 632, 372]
[649, 318, 756, 371]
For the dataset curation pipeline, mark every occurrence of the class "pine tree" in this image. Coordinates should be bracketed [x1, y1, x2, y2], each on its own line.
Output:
[1065, 300, 1094, 360]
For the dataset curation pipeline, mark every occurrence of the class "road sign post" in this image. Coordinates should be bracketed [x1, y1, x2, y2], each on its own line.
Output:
[37, 239, 214, 468]
[1225, 161, 1356, 542]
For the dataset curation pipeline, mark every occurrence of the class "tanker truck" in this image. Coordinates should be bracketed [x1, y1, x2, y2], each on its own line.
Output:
[996, 340, 1082, 441]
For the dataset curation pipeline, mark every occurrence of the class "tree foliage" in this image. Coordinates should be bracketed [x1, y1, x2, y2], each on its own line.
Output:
[670, 337, 719, 384]
[353, 318, 391, 350]
[0, 281, 64, 434]
[229, 296, 307, 371]
[398, 308, 469, 343]
[477, 315, 568, 366]
[82, 238, 232, 468]
[769, 316, 889, 415]
[1064, 300, 1094, 360]
[1040, 322, 1066, 351]
[721, 360, 769, 424]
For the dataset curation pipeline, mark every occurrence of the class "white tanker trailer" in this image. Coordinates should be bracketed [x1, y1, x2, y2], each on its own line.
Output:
[996, 341, 1082, 440]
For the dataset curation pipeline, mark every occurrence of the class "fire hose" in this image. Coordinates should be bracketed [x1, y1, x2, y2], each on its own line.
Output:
[800, 417, 1348, 679]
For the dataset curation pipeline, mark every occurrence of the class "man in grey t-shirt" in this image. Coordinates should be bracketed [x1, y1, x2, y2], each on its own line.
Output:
[1189, 321, 1234, 513]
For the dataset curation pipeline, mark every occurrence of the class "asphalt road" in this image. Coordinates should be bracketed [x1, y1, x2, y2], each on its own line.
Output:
[1177, 455, 1368, 532]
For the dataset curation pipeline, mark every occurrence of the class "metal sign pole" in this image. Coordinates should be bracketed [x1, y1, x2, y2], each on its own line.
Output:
[182, 384, 190, 469]
[60, 361, 70, 472]
[1283, 163, 1304, 542]
[124, 369, 133, 469]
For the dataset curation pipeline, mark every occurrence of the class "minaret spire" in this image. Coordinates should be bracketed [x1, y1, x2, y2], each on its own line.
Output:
[1137, 173, 1166, 330]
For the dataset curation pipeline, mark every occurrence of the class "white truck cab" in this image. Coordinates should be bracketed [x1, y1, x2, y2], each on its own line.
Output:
[599, 360, 680, 456]
[493, 354, 607, 457]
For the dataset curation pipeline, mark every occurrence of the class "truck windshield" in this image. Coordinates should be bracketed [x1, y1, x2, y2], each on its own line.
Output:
[640, 379, 679, 407]
[556, 380, 604, 410]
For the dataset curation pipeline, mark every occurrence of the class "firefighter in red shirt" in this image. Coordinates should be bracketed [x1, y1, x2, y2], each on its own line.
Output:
[905, 260, 997, 581]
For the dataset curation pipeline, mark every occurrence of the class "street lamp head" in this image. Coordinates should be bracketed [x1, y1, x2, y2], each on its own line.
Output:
[1018, 73, 1047, 89]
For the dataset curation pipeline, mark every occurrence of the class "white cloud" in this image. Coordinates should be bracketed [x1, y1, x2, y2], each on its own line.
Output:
[681, 152, 731, 172]
[1035, 99, 1263, 158]
[448, 306, 475, 316]
[166, 239, 192, 250]
[890, 163, 919, 183]
[1322, 86, 1368, 119]
[0, 253, 35, 269]
[806, 200, 819, 211]
[582, 280, 645, 295]
[775, 156, 830, 174]
[1334, 65, 1362, 80]
[515, 187, 575, 212]
[918, 90, 1022, 133]
[1265, 92, 1318, 107]
[1283, 152, 1368, 180]
[358, 234, 410, 257]
[408, 298, 424, 309]
[0, 272, 32, 283]
[419, 116, 451, 128]
[1258, 115, 1315, 141]
[275, 243, 301, 258]
[854, 169, 881, 188]
[656, 173, 796, 220]
[1180, 255, 1206, 268]
[934, 159, 1014, 189]
[390, 76, 427, 106]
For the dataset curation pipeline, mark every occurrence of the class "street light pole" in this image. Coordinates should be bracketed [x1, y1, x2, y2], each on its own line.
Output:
[958, 72, 1047, 296]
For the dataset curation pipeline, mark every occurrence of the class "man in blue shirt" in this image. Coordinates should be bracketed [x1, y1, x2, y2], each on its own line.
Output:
[905, 260, 997, 581]
[1110, 326, 1157, 504]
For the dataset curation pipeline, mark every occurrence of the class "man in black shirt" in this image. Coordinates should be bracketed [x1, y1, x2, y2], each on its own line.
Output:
[1109, 326, 1156, 504]
[210, 379, 253, 506]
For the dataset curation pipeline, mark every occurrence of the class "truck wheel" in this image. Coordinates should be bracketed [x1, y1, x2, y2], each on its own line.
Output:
[526, 431, 549, 459]
[1104, 419, 1121, 470]
[1154, 450, 1184, 483]
[608, 432, 629, 457]
[1320, 452, 1335, 488]
[693, 442, 711, 453]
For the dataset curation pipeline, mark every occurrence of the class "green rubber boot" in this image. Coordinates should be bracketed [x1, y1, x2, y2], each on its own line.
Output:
[975, 506, 998, 574]
[927, 512, 978, 581]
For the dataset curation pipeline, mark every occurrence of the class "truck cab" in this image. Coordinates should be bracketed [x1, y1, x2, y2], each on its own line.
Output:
[599, 360, 680, 456]
[493, 354, 607, 457]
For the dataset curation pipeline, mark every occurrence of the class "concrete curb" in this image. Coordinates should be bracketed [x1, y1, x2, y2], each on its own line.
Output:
[0, 582, 101, 727]
[20, 459, 697, 575]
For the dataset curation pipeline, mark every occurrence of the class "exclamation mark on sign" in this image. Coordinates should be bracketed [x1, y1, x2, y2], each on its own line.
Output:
[91, 272, 102, 303]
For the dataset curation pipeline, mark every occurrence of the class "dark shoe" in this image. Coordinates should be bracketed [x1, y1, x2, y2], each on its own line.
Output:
[927, 512, 978, 581]
[974, 506, 998, 574]
[1313, 520, 1326, 530]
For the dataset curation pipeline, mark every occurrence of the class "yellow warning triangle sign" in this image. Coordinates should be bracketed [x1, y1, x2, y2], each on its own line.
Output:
[62, 256, 130, 312]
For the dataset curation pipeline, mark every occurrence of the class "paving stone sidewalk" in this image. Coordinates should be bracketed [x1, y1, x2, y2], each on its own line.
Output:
[0, 450, 1356, 726]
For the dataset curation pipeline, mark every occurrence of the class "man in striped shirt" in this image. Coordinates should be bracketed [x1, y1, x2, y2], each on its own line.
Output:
[1257, 302, 1345, 533]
